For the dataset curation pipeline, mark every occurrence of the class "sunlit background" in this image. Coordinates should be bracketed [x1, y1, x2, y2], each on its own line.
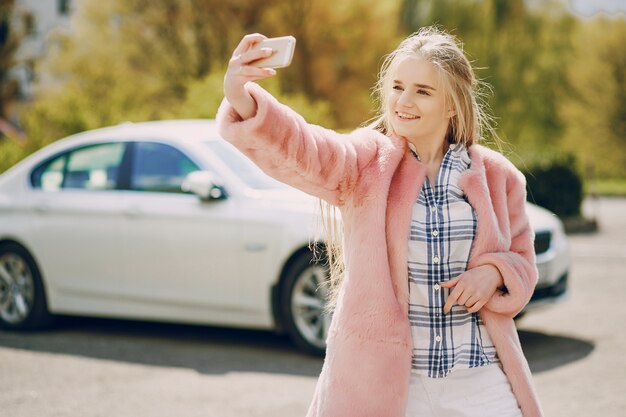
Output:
[1, 0, 625, 208]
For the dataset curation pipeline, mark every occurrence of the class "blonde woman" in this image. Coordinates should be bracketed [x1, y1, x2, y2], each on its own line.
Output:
[217, 27, 542, 417]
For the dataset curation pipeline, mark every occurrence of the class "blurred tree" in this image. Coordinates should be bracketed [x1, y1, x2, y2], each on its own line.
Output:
[399, 0, 578, 161]
[0, 0, 25, 144]
[561, 17, 626, 178]
[178, 67, 332, 125]
[243, 0, 402, 127]
[0, 0, 31, 171]
[5, 0, 625, 182]
[15, 0, 400, 160]
[27, 0, 250, 132]
[523, 153, 583, 217]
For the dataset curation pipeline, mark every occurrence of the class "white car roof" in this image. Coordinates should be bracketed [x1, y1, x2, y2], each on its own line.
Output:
[58, 119, 221, 145]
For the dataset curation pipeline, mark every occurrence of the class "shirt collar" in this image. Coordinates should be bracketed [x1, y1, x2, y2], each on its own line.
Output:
[407, 141, 468, 162]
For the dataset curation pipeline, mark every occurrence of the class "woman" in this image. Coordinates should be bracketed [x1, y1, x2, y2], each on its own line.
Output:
[217, 26, 543, 417]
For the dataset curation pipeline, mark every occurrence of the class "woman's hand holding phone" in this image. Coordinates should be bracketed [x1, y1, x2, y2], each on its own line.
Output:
[224, 33, 295, 120]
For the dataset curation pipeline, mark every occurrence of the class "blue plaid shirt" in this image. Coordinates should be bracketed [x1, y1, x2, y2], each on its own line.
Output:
[407, 143, 498, 378]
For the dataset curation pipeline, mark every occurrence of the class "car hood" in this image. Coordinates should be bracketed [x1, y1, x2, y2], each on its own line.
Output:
[525, 202, 563, 232]
[251, 189, 561, 232]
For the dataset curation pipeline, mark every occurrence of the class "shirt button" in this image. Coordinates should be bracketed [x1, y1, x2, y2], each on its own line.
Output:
[432, 230, 439, 237]
[433, 256, 440, 264]
[430, 206, 437, 213]
[434, 283, 440, 290]
[435, 335, 442, 342]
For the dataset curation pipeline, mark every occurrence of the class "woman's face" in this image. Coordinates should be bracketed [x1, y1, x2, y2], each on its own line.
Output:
[387, 57, 453, 144]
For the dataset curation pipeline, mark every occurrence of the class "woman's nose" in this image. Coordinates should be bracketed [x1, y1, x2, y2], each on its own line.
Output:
[397, 91, 414, 108]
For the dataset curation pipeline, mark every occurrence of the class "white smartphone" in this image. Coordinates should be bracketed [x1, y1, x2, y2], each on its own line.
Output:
[250, 36, 296, 68]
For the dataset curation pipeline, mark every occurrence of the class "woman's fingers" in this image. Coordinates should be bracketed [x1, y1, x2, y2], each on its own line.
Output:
[230, 47, 274, 68]
[232, 33, 267, 57]
[247, 69, 276, 81]
[243, 47, 275, 66]
[225, 35, 276, 99]
[442, 276, 486, 314]
[443, 286, 462, 314]
[466, 300, 485, 314]
[457, 291, 472, 307]
[439, 276, 461, 288]
[464, 294, 480, 308]
[440, 268, 498, 315]
[235, 65, 275, 78]
[227, 34, 277, 85]
[444, 290, 485, 314]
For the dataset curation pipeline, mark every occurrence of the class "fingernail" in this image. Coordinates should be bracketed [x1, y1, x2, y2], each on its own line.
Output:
[268, 68, 276, 75]
[262, 47, 273, 54]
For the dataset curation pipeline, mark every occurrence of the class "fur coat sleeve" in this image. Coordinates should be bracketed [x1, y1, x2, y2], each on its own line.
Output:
[465, 148, 538, 318]
[216, 82, 382, 206]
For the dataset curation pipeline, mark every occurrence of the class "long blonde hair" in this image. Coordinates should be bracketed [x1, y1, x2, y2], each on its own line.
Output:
[321, 26, 498, 312]
[372, 26, 497, 145]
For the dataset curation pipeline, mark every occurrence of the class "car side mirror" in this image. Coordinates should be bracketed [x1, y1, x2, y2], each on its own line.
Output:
[181, 171, 228, 201]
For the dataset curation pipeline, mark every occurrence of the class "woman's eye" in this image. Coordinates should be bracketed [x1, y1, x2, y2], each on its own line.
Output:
[417, 89, 430, 96]
[393, 85, 403, 91]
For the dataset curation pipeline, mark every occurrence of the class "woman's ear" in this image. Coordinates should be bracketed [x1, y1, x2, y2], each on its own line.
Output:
[447, 107, 456, 118]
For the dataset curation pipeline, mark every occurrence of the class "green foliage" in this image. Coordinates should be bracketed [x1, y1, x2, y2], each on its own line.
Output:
[176, 70, 226, 120]
[561, 17, 626, 179]
[255, 0, 401, 127]
[4, 0, 625, 183]
[523, 154, 583, 218]
[401, 0, 625, 181]
[591, 179, 626, 197]
[401, 0, 578, 157]
[9, 0, 380, 174]
[258, 76, 333, 126]
[0, 0, 19, 118]
[176, 68, 333, 125]
[0, 139, 26, 172]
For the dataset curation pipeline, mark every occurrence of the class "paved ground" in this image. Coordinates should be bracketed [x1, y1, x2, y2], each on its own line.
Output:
[1, 197, 625, 417]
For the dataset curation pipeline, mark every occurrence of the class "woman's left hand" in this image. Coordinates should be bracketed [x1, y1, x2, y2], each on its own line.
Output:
[440, 265, 504, 314]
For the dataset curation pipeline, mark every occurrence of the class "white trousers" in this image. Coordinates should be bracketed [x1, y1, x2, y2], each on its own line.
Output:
[405, 364, 523, 417]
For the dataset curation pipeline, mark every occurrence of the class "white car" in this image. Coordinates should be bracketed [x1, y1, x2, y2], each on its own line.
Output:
[0, 120, 569, 356]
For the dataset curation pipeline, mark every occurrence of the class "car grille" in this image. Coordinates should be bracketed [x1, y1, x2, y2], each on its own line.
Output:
[534, 231, 551, 255]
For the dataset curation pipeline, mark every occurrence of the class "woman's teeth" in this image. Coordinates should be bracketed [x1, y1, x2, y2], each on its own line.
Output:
[397, 112, 419, 120]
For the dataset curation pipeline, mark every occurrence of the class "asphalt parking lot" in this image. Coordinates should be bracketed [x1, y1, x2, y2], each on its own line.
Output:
[1, 197, 624, 417]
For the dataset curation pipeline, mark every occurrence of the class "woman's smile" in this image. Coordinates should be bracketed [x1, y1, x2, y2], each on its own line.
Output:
[396, 111, 420, 121]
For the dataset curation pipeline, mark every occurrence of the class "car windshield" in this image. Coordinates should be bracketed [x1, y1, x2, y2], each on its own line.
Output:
[204, 140, 288, 190]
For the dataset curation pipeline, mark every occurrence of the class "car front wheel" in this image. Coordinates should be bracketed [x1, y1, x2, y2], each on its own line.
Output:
[0, 243, 51, 329]
[280, 251, 332, 357]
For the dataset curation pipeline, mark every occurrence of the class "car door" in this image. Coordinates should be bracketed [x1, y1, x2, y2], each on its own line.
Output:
[26, 142, 128, 301]
[118, 141, 245, 313]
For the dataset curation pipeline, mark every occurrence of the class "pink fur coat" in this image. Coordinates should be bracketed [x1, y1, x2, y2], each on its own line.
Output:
[217, 83, 543, 417]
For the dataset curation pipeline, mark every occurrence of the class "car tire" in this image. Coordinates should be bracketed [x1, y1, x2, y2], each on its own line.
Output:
[0, 242, 52, 330]
[279, 251, 332, 357]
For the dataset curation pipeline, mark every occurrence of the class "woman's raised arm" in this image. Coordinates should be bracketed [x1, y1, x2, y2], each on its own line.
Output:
[223, 33, 277, 120]
[217, 34, 382, 206]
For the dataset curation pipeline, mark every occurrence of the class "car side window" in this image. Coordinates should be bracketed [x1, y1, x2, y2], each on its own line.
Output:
[130, 142, 200, 193]
[36, 155, 66, 191]
[31, 143, 126, 191]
